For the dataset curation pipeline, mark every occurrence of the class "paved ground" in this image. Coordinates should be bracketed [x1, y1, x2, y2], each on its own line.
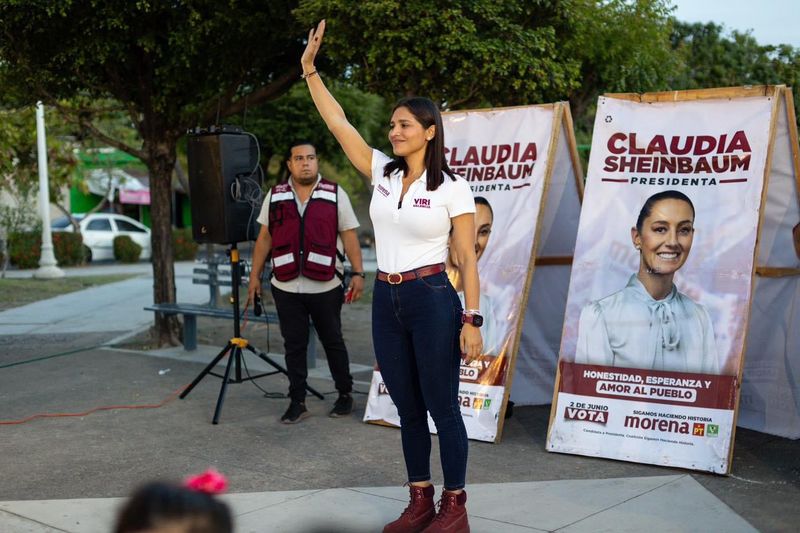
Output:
[0, 261, 798, 532]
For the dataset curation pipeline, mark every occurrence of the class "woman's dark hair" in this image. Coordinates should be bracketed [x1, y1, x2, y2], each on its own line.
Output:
[474, 196, 493, 219]
[115, 482, 233, 533]
[383, 96, 456, 191]
[635, 190, 695, 232]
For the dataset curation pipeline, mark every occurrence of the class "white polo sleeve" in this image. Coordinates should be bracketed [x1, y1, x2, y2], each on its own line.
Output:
[446, 177, 476, 218]
[371, 149, 393, 186]
[337, 186, 360, 232]
[256, 190, 272, 228]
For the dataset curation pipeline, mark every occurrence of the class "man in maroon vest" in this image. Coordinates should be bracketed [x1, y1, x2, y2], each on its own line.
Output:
[248, 141, 365, 423]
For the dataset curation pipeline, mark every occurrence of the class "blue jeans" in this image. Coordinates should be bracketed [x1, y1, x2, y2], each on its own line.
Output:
[372, 271, 468, 490]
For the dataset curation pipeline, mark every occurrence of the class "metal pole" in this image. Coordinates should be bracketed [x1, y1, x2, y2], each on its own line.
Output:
[33, 102, 64, 279]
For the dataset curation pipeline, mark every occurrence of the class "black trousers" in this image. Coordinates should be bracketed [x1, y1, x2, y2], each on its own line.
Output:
[271, 285, 353, 402]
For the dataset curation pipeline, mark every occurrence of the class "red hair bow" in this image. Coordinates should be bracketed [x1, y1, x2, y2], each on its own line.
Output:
[184, 468, 228, 494]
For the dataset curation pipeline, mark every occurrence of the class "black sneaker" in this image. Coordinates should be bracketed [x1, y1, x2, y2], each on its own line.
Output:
[329, 394, 353, 418]
[281, 401, 310, 424]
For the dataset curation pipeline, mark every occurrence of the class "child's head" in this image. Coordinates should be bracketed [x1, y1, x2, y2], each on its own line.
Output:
[115, 471, 232, 533]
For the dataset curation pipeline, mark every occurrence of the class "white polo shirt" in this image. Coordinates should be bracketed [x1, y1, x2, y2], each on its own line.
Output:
[256, 175, 359, 294]
[370, 149, 475, 273]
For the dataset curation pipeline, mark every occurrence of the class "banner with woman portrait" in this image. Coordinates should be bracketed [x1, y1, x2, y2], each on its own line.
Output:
[365, 103, 583, 442]
[547, 87, 791, 473]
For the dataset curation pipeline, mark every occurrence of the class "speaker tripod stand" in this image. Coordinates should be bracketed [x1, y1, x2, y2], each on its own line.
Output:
[179, 243, 324, 424]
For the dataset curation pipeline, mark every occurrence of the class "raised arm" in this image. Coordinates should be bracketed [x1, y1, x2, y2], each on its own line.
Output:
[302, 21, 373, 182]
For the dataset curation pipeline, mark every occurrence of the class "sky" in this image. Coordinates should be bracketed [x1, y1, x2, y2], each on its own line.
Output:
[671, 0, 799, 48]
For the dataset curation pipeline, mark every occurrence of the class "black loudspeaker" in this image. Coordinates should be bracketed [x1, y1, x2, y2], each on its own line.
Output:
[187, 129, 262, 244]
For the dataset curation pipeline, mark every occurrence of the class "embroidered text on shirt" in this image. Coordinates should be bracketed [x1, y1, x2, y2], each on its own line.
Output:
[413, 198, 431, 208]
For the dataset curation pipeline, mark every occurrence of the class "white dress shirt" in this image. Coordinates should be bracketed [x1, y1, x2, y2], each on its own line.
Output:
[369, 149, 475, 273]
[576, 275, 720, 374]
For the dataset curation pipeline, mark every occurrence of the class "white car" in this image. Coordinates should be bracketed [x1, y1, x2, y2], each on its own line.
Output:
[52, 213, 152, 261]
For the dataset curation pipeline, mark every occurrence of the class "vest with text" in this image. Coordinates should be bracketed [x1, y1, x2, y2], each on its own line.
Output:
[268, 179, 339, 282]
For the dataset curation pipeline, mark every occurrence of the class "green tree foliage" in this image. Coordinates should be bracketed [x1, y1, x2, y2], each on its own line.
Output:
[295, 0, 678, 134]
[296, 0, 580, 108]
[0, 0, 307, 344]
[0, 106, 77, 237]
[553, 0, 680, 135]
[670, 21, 800, 128]
[226, 83, 390, 199]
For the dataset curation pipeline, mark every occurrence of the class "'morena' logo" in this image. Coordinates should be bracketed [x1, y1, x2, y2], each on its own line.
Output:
[624, 415, 691, 434]
[458, 395, 491, 410]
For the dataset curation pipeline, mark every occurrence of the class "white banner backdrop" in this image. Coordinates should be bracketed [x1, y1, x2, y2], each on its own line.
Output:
[514, 116, 582, 405]
[738, 89, 800, 439]
[548, 93, 774, 472]
[364, 104, 563, 442]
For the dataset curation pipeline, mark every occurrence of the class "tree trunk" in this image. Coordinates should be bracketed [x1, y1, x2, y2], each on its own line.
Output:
[144, 133, 182, 346]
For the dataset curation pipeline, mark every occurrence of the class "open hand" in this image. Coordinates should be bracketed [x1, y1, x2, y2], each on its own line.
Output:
[301, 20, 326, 72]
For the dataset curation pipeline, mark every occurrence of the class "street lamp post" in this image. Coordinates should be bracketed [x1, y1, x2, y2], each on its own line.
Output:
[33, 102, 64, 280]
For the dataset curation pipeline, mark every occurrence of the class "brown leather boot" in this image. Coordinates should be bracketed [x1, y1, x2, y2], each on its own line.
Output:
[383, 484, 436, 533]
[421, 489, 469, 533]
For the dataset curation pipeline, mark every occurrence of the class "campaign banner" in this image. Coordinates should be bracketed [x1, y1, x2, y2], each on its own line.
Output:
[551, 363, 736, 473]
[364, 105, 558, 442]
[548, 94, 773, 472]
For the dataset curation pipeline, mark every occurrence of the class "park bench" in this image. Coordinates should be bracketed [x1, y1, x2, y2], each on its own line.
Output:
[144, 258, 321, 366]
[143, 302, 280, 351]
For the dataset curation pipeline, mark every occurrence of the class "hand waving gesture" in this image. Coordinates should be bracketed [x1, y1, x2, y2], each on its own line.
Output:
[301, 20, 326, 73]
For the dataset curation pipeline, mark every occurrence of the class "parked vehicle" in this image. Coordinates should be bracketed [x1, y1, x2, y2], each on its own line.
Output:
[52, 213, 151, 261]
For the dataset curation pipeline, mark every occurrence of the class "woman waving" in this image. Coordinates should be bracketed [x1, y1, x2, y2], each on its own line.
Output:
[302, 20, 482, 533]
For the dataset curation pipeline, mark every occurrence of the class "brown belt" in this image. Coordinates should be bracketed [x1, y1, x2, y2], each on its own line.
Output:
[376, 263, 446, 285]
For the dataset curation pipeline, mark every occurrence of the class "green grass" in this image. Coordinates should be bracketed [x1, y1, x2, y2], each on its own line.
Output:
[0, 274, 135, 312]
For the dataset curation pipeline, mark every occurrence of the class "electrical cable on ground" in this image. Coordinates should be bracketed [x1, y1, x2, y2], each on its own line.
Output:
[0, 344, 109, 370]
[0, 384, 188, 426]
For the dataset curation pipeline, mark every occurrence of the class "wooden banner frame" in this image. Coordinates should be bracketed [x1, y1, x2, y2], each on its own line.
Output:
[477, 102, 584, 442]
[546, 85, 800, 473]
